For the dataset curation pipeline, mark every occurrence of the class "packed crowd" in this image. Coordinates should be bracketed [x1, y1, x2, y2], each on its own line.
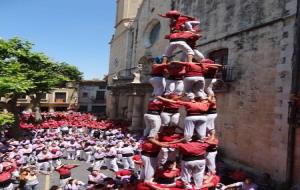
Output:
[0, 125, 144, 190]
[20, 112, 129, 130]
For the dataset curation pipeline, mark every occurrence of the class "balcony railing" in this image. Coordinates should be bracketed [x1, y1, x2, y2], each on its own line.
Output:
[213, 65, 237, 92]
[220, 65, 237, 82]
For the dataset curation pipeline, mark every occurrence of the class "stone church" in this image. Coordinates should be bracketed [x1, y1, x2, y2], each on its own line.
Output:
[107, 0, 300, 188]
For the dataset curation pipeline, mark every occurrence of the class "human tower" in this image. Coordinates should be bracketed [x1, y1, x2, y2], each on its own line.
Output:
[139, 10, 222, 190]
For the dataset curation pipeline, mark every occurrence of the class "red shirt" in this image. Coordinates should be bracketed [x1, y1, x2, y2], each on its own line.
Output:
[155, 168, 180, 179]
[166, 31, 198, 41]
[151, 64, 167, 76]
[166, 62, 186, 79]
[170, 16, 195, 32]
[201, 59, 218, 78]
[133, 155, 143, 166]
[184, 62, 205, 77]
[141, 140, 161, 153]
[162, 100, 181, 111]
[55, 165, 78, 176]
[136, 182, 151, 190]
[177, 101, 210, 114]
[169, 141, 209, 156]
[116, 169, 132, 177]
[159, 133, 183, 142]
[147, 99, 163, 112]
[0, 162, 16, 182]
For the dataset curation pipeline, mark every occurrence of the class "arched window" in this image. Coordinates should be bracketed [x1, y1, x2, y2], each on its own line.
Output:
[149, 23, 160, 45]
[143, 20, 161, 48]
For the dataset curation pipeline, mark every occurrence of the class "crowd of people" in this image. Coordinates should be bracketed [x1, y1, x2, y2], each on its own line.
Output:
[20, 112, 129, 130]
[0, 124, 144, 190]
[0, 10, 276, 190]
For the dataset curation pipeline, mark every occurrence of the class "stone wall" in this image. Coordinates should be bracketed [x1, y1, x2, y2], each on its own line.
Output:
[172, 0, 297, 183]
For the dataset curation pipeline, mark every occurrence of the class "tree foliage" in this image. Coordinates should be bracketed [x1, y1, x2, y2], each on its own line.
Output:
[0, 37, 83, 135]
[0, 112, 14, 128]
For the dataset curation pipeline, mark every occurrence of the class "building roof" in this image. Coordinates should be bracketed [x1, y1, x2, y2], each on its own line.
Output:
[80, 80, 107, 86]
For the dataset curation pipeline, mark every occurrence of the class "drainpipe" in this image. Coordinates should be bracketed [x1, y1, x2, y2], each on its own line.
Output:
[287, 0, 300, 188]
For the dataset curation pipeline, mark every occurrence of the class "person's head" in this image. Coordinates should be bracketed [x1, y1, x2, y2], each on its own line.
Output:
[91, 170, 99, 176]
[244, 177, 254, 184]
[42, 149, 48, 154]
[123, 143, 129, 147]
[163, 161, 175, 170]
[68, 179, 75, 184]
[14, 155, 21, 160]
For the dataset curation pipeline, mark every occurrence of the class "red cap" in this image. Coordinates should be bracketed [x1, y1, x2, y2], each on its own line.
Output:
[51, 149, 58, 154]
[159, 10, 181, 18]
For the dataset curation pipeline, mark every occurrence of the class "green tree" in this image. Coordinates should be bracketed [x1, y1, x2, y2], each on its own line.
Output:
[0, 37, 82, 136]
[0, 112, 14, 130]
[25, 54, 82, 121]
[0, 38, 36, 136]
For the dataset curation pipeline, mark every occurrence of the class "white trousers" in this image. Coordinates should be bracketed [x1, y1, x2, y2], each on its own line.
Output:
[37, 161, 50, 171]
[60, 177, 71, 188]
[206, 113, 217, 131]
[52, 159, 62, 169]
[76, 150, 82, 158]
[180, 49, 204, 62]
[93, 159, 104, 170]
[122, 156, 135, 169]
[165, 79, 184, 95]
[184, 76, 206, 99]
[206, 151, 217, 173]
[184, 115, 207, 141]
[106, 158, 118, 172]
[67, 151, 76, 160]
[149, 77, 166, 96]
[181, 159, 206, 189]
[85, 151, 93, 163]
[205, 78, 217, 97]
[160, 112, 180, 127]
[141, 155, 157, 182]
[157, 147, 177, 166]
[144, 114, 161, 138]
[163, 41, 194, 58]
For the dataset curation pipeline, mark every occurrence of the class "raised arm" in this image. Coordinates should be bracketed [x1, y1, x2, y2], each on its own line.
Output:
[156, 96, 177, 103]
[148, 138, 169, 148]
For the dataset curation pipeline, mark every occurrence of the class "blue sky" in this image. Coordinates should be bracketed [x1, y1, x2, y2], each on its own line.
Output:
[0, 0, 116, 79]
